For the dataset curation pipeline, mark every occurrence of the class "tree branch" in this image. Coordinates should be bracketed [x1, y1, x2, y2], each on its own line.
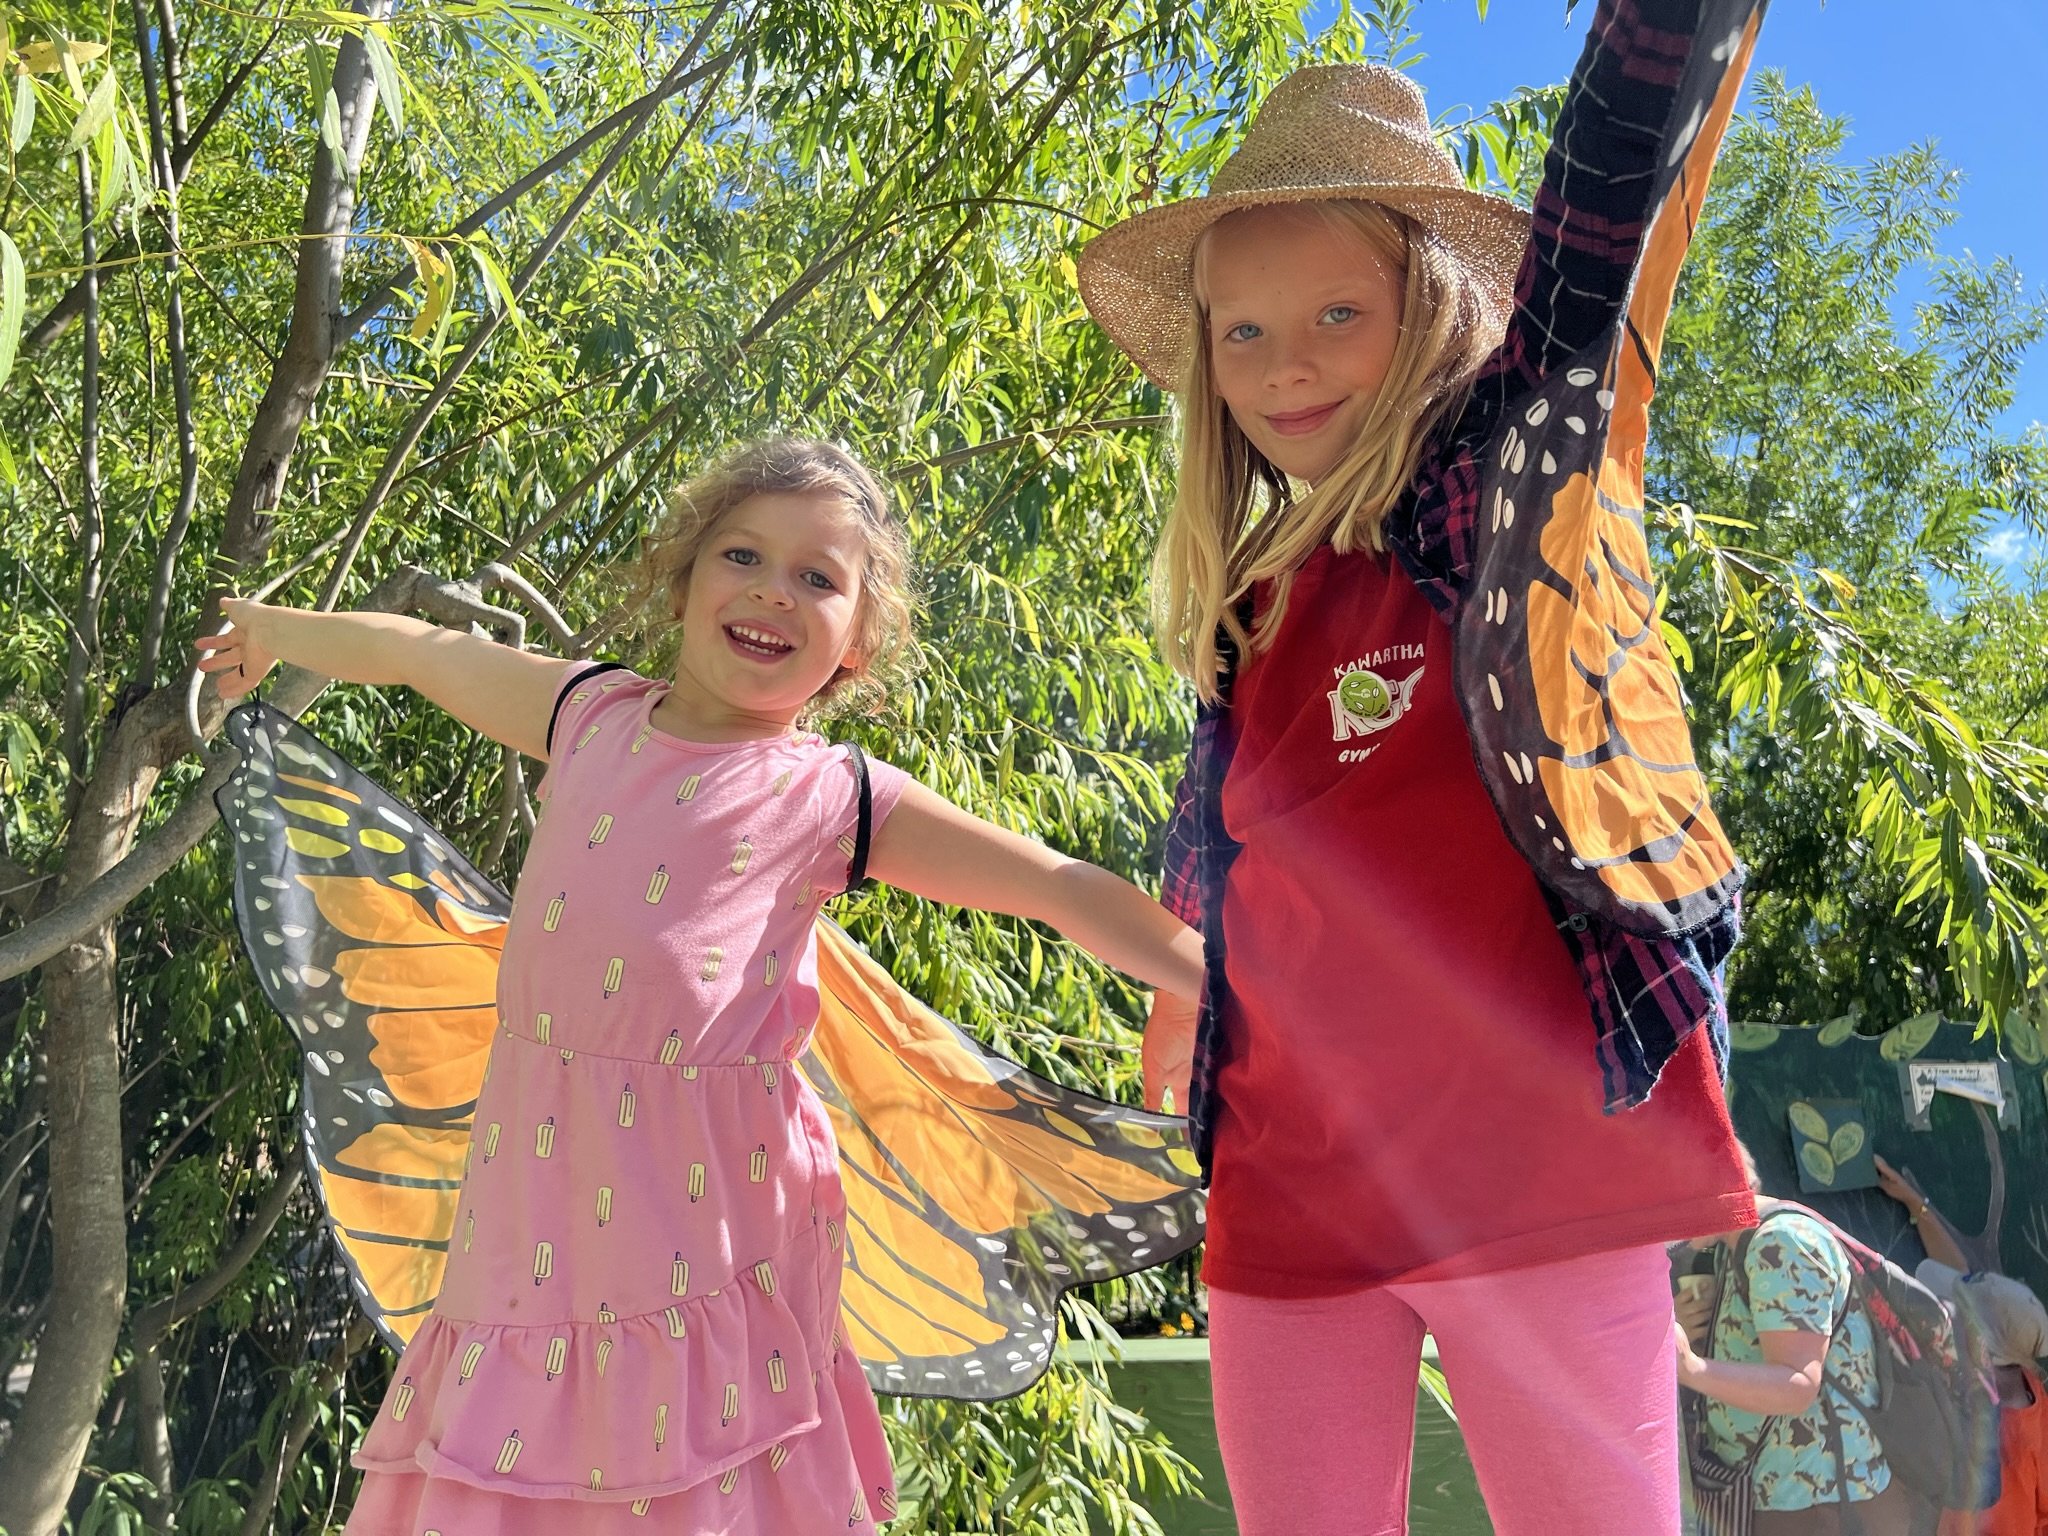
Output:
[58, 153, 107, 815]
[0, 751, 235, 985]
[212, 0, 394, 587]
[128, 1157, 304, 1534]
[802, 21, 1116, 415]
[0, 564, 552, 986]
[233, 1316, 374, 1536]
[474, 563, 577, 649]
[128, 0, 203, 700]
[337, 45, 740, 342]
[316, 6, 735, 609]
[131, 1158, 304, 1346]
[18, 14, 276, 360]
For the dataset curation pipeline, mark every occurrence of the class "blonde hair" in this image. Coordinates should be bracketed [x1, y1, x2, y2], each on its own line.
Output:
[632, 437, 918, 716]
[1156, 200, 1502, 699]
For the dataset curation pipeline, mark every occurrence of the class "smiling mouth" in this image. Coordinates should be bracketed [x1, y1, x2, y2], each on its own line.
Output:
[724, 623, 795, 660]
[1265, 403, 1341, 437]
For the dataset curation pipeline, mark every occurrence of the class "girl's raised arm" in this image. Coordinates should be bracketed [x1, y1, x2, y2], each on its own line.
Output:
[195, 599, 576, 761]
[1484, 0, 1764, 395]
[865, 781, 1206, 1003]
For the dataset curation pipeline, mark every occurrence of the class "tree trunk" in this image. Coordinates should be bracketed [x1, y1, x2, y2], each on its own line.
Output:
[0, 932, 127, 1536]
[0, 700, 179, 1533]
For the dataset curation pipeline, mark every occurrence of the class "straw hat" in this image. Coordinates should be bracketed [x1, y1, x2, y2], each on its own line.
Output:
[1919, 1261, 2048, 1367]
[1079, 63, 1530, 391]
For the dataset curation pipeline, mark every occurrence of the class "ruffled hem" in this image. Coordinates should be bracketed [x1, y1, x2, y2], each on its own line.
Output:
[347, 1349, 896, 1533]
[354, 1225, 838, 1501]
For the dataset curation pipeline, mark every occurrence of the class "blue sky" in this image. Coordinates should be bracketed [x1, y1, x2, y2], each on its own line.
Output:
[1393, 0, 2046, 570]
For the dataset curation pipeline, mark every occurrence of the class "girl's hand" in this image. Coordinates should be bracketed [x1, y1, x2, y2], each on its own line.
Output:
[1143, 991, 1198, 1115]
[193, 598, 279, 703]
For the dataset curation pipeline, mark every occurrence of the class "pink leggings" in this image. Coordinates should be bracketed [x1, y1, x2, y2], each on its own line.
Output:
[1208, 1244, 1679, 1536]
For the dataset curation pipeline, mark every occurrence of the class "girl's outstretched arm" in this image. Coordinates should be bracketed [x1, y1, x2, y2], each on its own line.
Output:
[866, 781, 1205, 1002]
[194, 598, 575, 761]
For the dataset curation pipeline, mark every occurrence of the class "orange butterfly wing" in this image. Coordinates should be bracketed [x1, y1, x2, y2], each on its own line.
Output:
[218, 704, 504, 1347]
[1461, 5, 1761, 932]
[803, 920, 1205, 1398]
[221, 705, 1208, 1397]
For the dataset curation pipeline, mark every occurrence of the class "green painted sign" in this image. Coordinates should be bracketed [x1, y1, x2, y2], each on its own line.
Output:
[1728, 1019, 2048, 1297]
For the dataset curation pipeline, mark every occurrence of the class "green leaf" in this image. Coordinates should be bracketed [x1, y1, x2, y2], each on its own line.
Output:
[1815, 1014, 1858, 1047]
[1730, 1022, 1779, 1052]
[319, 87, 345, 159]
[0, 228, 23, 391]
[470, 242, 520, 321]
[1788, 1100, 1828, 1142]
[11, 73, 36, 153]
[1829, 1122, 1864, 1163]
[1880, 1012, 1943, 1062]
[64, 63, 116, 153]
[2003, 1004, 2044, 1066]
[304, 38, 333, 125]
[362, 25, 404, 139]
[1799, 1141, 1838, 1187]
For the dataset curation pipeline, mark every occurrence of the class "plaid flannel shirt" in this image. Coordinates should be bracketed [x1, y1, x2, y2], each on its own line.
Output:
[1161, 0, 1758, 1175]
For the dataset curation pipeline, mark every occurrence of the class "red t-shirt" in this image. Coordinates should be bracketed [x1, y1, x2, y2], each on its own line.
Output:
[1202, 544, 1753, 1296]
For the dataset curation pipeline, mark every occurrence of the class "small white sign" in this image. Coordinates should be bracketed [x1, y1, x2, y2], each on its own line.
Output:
[1906, 1061, 2007, 1118]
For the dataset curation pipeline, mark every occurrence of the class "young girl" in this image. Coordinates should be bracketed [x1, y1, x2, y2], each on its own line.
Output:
[1078, 1, 1768, 1530]
[196, 438, 1205, 1534]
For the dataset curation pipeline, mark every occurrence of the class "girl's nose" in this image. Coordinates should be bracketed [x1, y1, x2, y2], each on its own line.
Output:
[1264, 339, 1316, 391]
[750, 572, 796, 609]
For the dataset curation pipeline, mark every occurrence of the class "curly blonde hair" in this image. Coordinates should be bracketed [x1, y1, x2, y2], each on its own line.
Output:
[632, 438, 918, 716]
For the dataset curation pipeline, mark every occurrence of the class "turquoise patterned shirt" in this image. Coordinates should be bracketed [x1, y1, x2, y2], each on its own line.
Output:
[1705, 1209, 1892, 1510]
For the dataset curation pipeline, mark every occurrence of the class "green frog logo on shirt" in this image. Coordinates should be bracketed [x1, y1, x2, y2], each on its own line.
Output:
[1329, 651, 1424, 762]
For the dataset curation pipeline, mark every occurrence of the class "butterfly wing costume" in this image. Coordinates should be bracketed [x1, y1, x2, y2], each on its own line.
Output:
[215, 700, 1204, 1402]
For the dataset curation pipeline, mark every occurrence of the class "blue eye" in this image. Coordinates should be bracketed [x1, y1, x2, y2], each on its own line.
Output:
[1222, 322, 1261, 343]
[804, 571, 836, 591]
[722, 547, 758, 566]
[1322, 305, 1358, 324]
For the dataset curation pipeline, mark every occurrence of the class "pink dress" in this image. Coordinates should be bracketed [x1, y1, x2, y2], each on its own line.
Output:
[348, 668, 910, 1535]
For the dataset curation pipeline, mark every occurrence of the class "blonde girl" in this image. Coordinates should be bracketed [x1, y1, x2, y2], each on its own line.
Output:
[197, 437, 1203, 1534]
[1078, 1, 1770, 1531]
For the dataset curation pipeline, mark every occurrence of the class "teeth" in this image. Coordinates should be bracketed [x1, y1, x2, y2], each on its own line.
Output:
[729, 626, 789, 650]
